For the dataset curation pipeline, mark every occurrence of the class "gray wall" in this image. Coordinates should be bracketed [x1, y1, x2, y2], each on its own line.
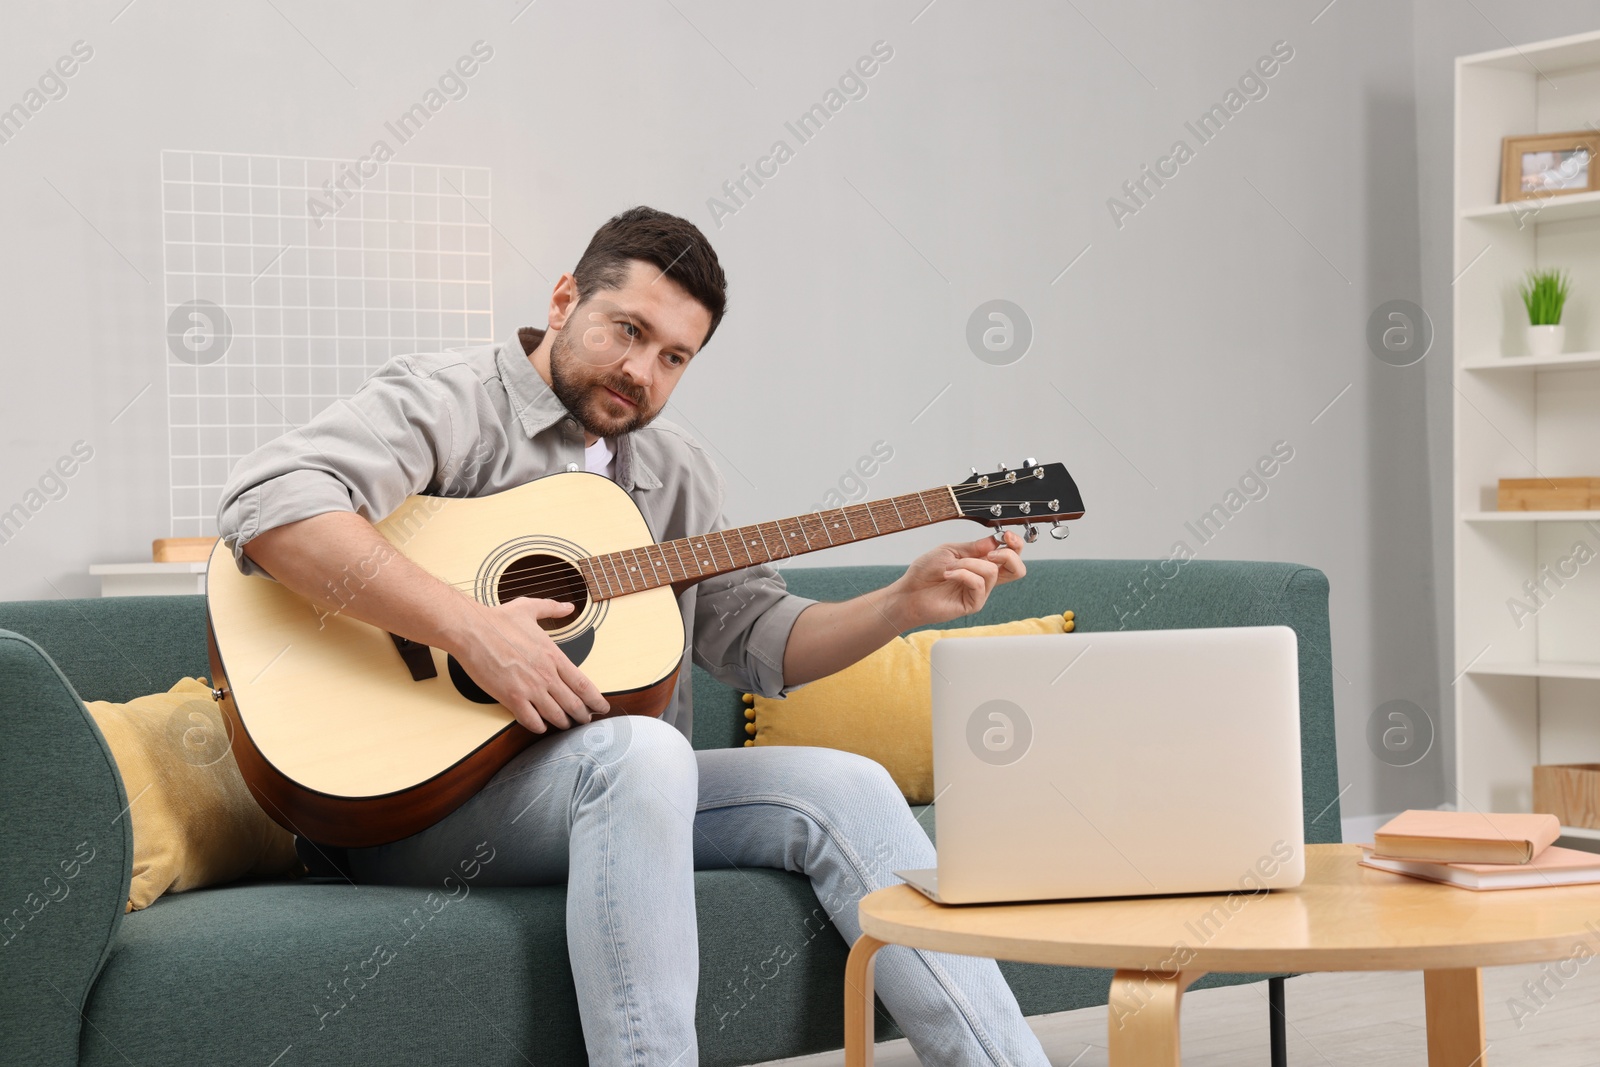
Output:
[0, 1, 1591, 820]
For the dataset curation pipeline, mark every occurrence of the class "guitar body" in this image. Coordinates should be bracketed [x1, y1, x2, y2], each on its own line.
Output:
[206, 472, 685, 848]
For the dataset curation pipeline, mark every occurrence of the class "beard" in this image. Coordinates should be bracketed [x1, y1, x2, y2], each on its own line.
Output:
[547, 325, 659, 438]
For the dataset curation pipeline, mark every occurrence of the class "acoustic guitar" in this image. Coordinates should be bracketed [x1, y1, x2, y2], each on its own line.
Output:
[205, 460, 1084, 847]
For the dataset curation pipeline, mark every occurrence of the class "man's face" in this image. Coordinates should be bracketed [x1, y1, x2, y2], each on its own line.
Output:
[548, 260, 711, 438]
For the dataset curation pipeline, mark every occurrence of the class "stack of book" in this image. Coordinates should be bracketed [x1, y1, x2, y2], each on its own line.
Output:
[1359, 811, 1600, 891]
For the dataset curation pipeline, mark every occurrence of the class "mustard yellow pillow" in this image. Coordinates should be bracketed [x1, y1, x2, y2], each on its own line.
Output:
[745, 612, 1075, 803]
[86, 677, 305, 911]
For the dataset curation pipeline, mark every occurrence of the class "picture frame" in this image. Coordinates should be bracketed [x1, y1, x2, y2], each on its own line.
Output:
[1499, 130, 1600, 202]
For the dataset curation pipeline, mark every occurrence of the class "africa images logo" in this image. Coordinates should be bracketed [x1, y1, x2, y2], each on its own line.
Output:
[966, 699, 1032, 766]
[166, 299, 232, 365]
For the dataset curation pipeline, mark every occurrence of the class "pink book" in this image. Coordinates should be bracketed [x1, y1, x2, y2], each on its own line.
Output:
[1372, 810, 1561, 864]
[1360, 844, 1600, 891]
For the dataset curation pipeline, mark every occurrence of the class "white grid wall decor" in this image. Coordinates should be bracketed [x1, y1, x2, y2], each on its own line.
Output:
[160, 150, 494, 537]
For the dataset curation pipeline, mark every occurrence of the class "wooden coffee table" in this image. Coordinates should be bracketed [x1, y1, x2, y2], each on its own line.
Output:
[845, 843, 1600, 1066]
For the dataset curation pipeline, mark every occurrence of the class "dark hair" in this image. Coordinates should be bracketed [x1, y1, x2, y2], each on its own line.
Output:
[572, 206, 728, 348]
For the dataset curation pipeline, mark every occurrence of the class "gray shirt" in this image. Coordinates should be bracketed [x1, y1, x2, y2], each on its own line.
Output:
[216, 328, 817, 739]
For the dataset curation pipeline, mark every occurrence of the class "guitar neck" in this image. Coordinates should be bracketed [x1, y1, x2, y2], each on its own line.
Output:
[577, 485, 962, 601]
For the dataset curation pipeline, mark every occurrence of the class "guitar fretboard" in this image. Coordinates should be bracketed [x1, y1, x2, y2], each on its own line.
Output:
[576, 487, 961, 600]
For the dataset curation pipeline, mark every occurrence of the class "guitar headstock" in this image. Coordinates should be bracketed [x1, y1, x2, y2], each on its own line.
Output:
[952, 459, 1085, 541]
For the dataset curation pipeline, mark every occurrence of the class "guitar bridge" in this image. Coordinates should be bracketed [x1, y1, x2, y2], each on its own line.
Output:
[389, 633, 439, 681]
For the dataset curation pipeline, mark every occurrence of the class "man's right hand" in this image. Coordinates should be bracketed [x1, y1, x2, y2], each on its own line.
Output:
[451, 598, 611, 734]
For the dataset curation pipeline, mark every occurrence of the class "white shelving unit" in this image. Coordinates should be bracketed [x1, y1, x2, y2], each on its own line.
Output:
[1454, 31, 1600, 836]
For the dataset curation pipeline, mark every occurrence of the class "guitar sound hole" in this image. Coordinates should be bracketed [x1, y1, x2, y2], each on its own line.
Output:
[497, 554, 588, 632]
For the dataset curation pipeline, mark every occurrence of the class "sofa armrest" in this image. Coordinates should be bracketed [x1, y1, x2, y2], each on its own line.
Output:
[0, 629, 133, 1066]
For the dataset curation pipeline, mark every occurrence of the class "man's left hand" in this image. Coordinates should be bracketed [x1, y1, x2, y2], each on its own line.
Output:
[890, 529, 1026, 628]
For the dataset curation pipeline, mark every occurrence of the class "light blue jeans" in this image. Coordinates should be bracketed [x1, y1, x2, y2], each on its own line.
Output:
[346, 715, 1050, 1067]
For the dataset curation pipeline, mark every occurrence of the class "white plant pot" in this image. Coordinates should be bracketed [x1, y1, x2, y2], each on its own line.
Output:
[1526, 324, 1565, 358]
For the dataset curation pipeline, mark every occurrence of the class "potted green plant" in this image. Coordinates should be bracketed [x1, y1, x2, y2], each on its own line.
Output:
[1519, 268, 1571, 358]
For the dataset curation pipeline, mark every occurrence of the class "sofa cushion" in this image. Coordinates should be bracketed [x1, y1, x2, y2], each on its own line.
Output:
[744, 611, 1075, 802]
[78, 869, 884, 1067]
[83, 677, 303, 910]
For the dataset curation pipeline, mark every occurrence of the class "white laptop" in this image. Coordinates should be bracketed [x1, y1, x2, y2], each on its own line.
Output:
[897, 626, 1305, 904]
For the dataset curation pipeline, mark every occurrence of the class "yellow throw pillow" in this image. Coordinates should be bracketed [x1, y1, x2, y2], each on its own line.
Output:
[745, 612, 1075, 803]
[85, 677, 305, 911]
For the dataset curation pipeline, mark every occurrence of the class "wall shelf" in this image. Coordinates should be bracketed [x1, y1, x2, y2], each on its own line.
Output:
[1462, 511, 1600, 523]
[88, 562, 207, 597]
[1468, 661, 1600, 681]
[1459, 189, 1600, 225]
[1462, 350, 1600, 373]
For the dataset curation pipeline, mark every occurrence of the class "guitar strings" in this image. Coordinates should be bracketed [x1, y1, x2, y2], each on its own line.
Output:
[429, 485, 1060, 603]
[424, 489, 965, 597]
[475, 490, 969, 597]
[468, 495, 1063, 604]
[431, 498, 949, 601]
[402, 482, 1058, 603]
[480, 489, 1056, 604]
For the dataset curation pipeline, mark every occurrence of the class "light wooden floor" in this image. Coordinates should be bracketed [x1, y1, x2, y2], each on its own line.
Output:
[761, 962, 1600, 1066]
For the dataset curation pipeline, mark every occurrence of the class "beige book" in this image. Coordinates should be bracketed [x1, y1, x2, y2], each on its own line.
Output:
[1372, 810, 1561, 865]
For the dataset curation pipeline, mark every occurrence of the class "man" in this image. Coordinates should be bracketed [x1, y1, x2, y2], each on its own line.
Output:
[217, 206, 1050, 1065]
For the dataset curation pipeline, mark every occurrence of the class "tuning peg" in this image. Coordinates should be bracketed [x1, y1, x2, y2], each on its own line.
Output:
[1050, 521, 1070, 540]
[997, 461, 1007, 471]
[1024, 523, 1039, 544]
[1023, 457, 1036, 468]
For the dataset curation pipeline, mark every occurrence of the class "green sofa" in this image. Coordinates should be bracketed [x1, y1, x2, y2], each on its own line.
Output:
[0, 559, 1341, 1066]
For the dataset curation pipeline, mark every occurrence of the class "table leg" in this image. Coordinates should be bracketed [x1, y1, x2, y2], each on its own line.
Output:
[1423, 968, 1486, 1067]
[1107, 968, 1207, 1067]
[844, 934, 887, 1067]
